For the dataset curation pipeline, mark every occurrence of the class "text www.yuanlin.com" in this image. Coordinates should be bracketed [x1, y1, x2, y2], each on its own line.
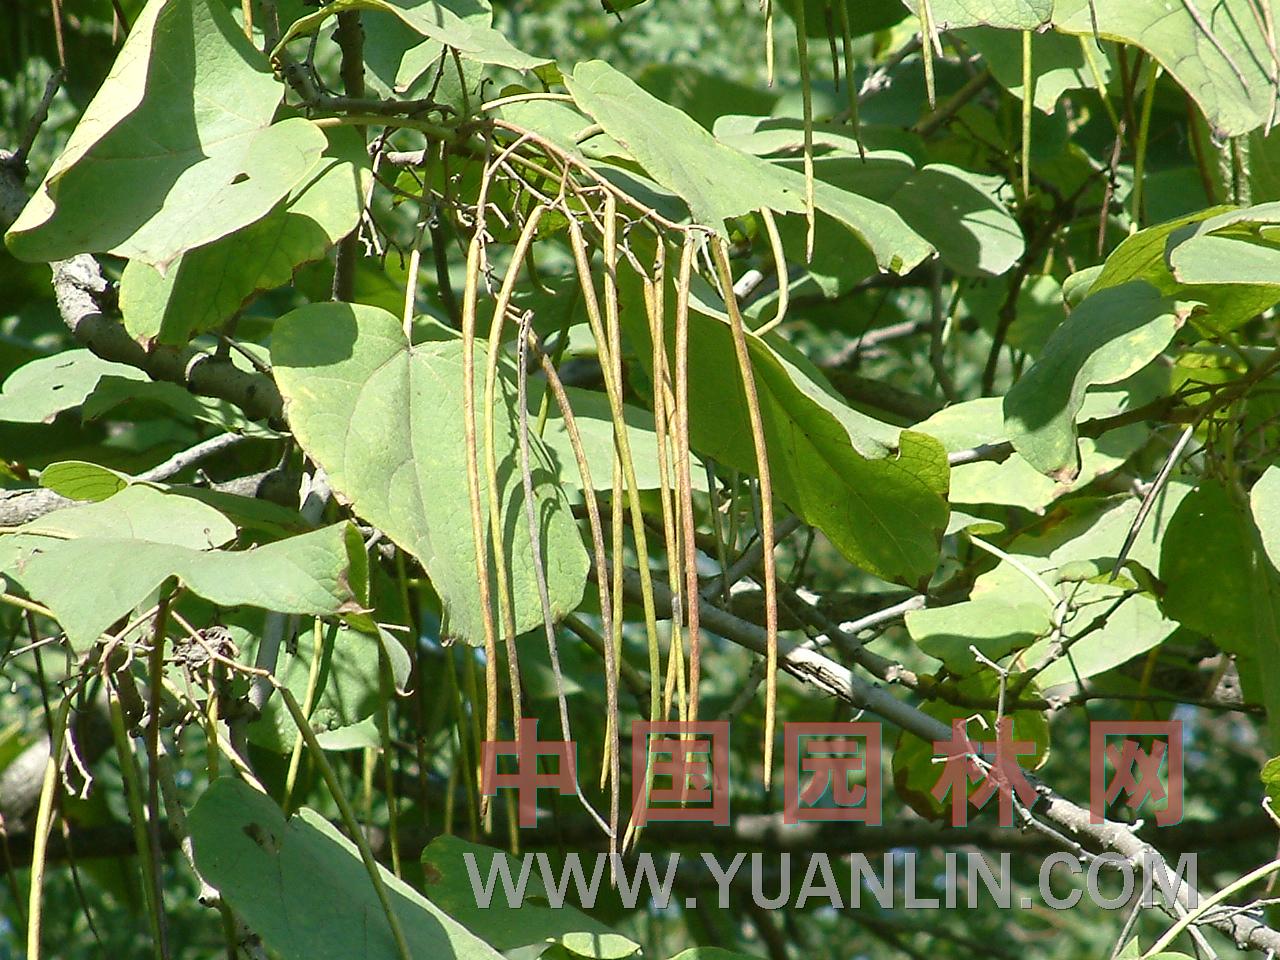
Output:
[463, 851, 1199, 912]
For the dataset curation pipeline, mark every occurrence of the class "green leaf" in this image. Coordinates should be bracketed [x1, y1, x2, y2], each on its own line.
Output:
[275, 0, 548, 72]
[1, 493, 364, 649]
[1161, 479, 1280, 658]
[119, 128, 371, 345]
[623, 270, 949, 589]
[1252, 465, 1280, 573]
[38, 461, 130, 501]
[1164, 204, 1280, 312]
[6, 0, 325, 269]
[13, 484, 235, 547]
[189, 779, 504, 960]
[1004, 282, 1191, 480]
[918, 396, 1146, 512]
[1161, 478, 1280, 747]
[363, 6, 483, 99]
[271, 303, 588, 645]
[1088, 207, 1276, 334]
[420, 836, 640, 959]
[0, 351, 145, 424]
[564, 60, 805, 234]
[713, 122, 1021, 278]
[903, 0, 1051, 29]
[1053, 0, 1279, 137]
[964, 26, 1104, 114]
[1262, 755, 1280, 808]
[798, 155, 1023, 277]
[970, 489, 1186, 687]
[665, 951, 764, 960]
[907, 598, 1051, 674]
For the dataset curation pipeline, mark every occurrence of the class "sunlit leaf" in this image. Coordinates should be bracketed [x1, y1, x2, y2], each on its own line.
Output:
[272, 303, 588, 645]
[6, 0, 325, 268]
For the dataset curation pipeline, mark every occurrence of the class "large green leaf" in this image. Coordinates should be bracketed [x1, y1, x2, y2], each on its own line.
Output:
[272, 304, 588, 645]
[1087, 207, 1278, 333]
[903, 0, 1051, 29]
[275, 0, 548, 72]
[1053, 0, 1279, 138]
[189, 779, 504, 960]
[972, 489, 1186, 688]
[421, 836, 640, 959]
[0, 351, 145, 424]
[917, 395, 1145, 512]
[0, 489, 364, 649]
[713, 119, 1022, 278]
[1165, 203, 1280, 307]
[795, 156, 1024, 278]
[6, 0, 325, 268]
[907, 598, 1051, 674]
[964, 26, 1104, 113]
[1161, 478, 1280, 746]
[119, 128, 371, 345]
[1161, 479, 1280, 658]
[709, 120, 932, 276]
[622, 269, 949, 589]
[11, 484, 234, 546]
[769, 155, 936, 277]
[564, 60, 805, 235]
[1004, 282, 1192, 479]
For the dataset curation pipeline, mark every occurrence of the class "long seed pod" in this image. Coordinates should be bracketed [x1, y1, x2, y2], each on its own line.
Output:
[919, 0, 938, 109]
[459, 210, 500, 819]
[481, 204, 550, 735]
[25, 691, 74, 960]
[1021, 31, 1034, 200]
[564, 217, 663, 777]
[106, 685, 164, 959]
[644, 240, 679, 728]
[626, 240, 676, 851]
[673, 236, 701, 723]
[710, 236, 779, 789]
[763, 0, 776, 86]
[792, 0, 816, 260]
[752, 208, 790, 336]
[460, 137, 529, 818]
[527, 323, 618, 848]
[603, 195, 626, 790]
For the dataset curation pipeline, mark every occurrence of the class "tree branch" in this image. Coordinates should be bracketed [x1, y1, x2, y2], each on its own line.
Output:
[616, 565, 1280, 954]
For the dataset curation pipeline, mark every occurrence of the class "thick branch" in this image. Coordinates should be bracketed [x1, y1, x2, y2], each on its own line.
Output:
[51, 256, 283, 421]
[618, 566, 1280, 954]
